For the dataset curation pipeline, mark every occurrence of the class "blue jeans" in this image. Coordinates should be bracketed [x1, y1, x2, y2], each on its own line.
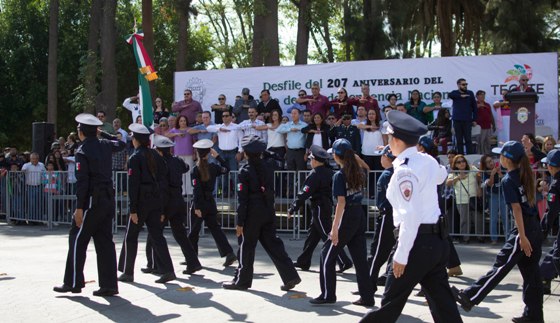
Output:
[489, 191, 509, 241]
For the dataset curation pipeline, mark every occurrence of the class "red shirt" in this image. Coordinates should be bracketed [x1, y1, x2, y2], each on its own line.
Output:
[328, 98, 354, 118]
[304, 94, 329, 117]
[476, 102, 493, 129]
[348, 96, 381, 124]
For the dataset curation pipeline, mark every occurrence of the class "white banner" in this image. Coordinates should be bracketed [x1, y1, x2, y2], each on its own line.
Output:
[175, 52, 558, 140]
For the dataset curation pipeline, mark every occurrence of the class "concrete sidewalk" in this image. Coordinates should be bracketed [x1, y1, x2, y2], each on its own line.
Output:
[0, 223, 558, 322]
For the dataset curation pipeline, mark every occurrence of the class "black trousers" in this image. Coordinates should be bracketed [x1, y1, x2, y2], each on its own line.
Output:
[540, 235, 560, 280]
[361, 233, 462, 323]
[63, 191, 117, 289]
[318, 205, 373, 302]
[296, 202, 352, 269]
[232, 208, 299, 288]
[118, 201, 174, 276]
[368, 211, 395, 294]
[145, 197, 201, 270]
[463, 219, 543, 320]
[362, 155, 382, 198]
[189, 207, 234, 257]
[453, 120, 473, 155]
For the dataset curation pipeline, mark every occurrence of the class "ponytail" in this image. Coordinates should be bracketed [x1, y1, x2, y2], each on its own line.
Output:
[517, 155, 536, 207]
[197, 149, 210, 182]
[340, 150, 364, 191]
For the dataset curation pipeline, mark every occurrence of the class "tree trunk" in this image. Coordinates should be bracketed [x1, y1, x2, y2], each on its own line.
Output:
[175, 0, 191, 71]
[437, 0, 454, 56]
[47, 0, 58, 127]
[100, 0, 117, 121]
[84, 0, 103, 114]
[263, 0, 279, 66]
[251, 0, 265, 66]
[294, 0, 310, 65]
[322, 19, 334, 62]
[142, 0, 156, 101]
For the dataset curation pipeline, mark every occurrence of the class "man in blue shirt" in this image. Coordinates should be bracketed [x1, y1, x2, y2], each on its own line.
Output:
[449, 78, 477, 155]
[276, 108, 308, 171]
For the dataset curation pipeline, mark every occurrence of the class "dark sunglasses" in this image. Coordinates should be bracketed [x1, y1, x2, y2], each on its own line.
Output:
[218, 97, 225, 100]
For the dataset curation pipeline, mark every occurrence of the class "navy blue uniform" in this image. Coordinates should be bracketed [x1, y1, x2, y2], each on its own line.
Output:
[189, 156, 235, 258]
[460, 168, 543, 320]
[62, 135, 125, 290]
[231, 160, 300, 288]
[289, 165, 352, 270]
[368, 167, 396, 294]
[146, 154, 201, 272]
[317, 171, 373, 302]
[118, 147, 174, 277]
[540, 172, 560, 282]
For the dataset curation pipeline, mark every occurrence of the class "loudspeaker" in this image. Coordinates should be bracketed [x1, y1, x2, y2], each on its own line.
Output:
[32, 122, 55, 161]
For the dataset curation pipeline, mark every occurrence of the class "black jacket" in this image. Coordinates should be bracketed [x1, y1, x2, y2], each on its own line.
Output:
[302, 123, 330, 149]
[191, 156, 229, 214]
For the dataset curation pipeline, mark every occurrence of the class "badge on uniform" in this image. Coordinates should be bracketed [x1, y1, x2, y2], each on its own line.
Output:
[192, 179, 197, 186]
[76, 162, 81, 171]
[547, 193, 556, 202]
[399, 180, 413, 201]
[302, 185, 310, 193]
[237, 183, 243, 192]
[128, 169, 132, 176]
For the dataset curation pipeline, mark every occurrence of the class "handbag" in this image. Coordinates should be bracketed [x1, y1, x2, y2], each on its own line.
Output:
[459, 177, 483, 212]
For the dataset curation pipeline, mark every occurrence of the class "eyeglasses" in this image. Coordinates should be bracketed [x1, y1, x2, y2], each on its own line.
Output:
[520, 78, 528, 81]
[456, 160, 466, 164]
[218, 97, 225, 100]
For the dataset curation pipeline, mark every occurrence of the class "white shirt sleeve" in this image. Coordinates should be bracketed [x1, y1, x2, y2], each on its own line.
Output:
[206, 124, 220, 133]
[122, 98, 134, 112]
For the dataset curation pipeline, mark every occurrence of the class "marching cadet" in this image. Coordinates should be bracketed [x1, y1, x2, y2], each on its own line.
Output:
[366, 145, 396, 299]
[54, 113, 125, 296]
[117, 124, 176, 284]
[189, 139, 237, 267]
[310, 138, 373, 306]
[361, 110, 462, 322]
[452, 141, 543, 323]
[540, 148, 560, 296]
[142, 135, 202, 275]
[223, 135, 301, 291]
[288, 145, 353, 272]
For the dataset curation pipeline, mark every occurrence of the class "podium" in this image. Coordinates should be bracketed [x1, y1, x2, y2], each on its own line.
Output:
[505, 92, 538, 141]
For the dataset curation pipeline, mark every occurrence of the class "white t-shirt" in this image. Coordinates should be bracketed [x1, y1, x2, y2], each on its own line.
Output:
[312, 133, 323, 147]
[22, 162, 46, 185]
[361, 130, 384, 156]
[266, 124, 285, 148]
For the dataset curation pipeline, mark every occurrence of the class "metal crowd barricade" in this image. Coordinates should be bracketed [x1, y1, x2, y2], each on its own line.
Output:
[114, 171, 129, 230]
[0, 175, 7, 217]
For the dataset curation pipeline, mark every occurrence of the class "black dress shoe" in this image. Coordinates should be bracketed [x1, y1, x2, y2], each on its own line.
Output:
[93, 288, 119, 297]
[222, 282, 249, 290]
[293, 262, 310, 271]
[451, 286, 473, 312]
[141, 267, 154, 274]
[180, 261, 187, 266]
[53, 285, 82, 293]
[280, 277, 301, 291]
[118, 274, 134, 283]
[223, 253, 237, 267]
[351, 290, 360, 295]
[337, 263, 353, 274]
[352, 298, 375, 307]
[309, 297, 336, 305]
[511, 316, 544, 323]
[155, 272, 176, 284]
[183, 265, 202, 275]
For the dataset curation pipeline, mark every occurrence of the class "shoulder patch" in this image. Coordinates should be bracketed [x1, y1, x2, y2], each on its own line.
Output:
[547, 193, 556, 203]
[76, 162, 81, 171]
[128, 168, 132, 176]
[302, 185, 310, 193]
[399, 180, 413, 201]
[237, 183, 243, 192]
[192, 178, 197, 186]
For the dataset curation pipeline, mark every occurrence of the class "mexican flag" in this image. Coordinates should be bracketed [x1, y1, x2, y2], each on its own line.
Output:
[126, 31, 158, 128]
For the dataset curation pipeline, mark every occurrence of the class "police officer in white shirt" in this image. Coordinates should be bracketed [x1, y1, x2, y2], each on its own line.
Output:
[122, 95, 141, 124]
[361, 110, 462, 323]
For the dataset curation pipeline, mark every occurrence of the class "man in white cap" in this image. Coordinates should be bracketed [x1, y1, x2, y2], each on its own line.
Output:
[54, 113, 126, 297]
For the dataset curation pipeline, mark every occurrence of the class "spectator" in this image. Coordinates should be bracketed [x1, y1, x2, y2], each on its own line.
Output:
[190, 111, 217, 143]
[296, 81, 329, 117]
[513, 75, 535, 93]
[153, 97, 169, 125]
[522, 133, 547, 169]
[289, 90, 308, 113]
[281, 115, 289, 124]
[211, 94, 233, 125]
[352, 106, 368, 141]
[22, 152, 46, 222]
[135, 115, 142, 124]
[385, 93, 398, 111]
[97, 111, 115, 134]
[233, 88, 258, 123]
[8, 161, 24, 219]
[65, 133, 79, 156]
[424, 91, 444, 122]
[303, 112, 330, 151]
[542, 136, 556, 154]
[405, 89, 428, 124]
[431, 108, 453, 154]
[276, 108, 308, 171]
[111, 133, 128, 172]
[154, 117, 170, 136]
[449, 78, 477, 155]
[302, 109, 312, 125]
[172, 89, 203, 126]
[42, 161, 61, 195]
[257, 89, 281, 122]
[395, 103, 407, 113]
[6, 148, 24, 169]
[122, 94, 141, 124]
[112, 118, 128, 143]
[329, 114, 361, 153]
[194, 111, 203, 126]
[446, 154, 482, 243]
[359, 109, 384, 169]
[380, 106, 393, 145]
[168, 115, 177, 129]
[265, 109, 286, 159]
[493, 89, 510, 144]
[237, 107, 268, 144]
[479, 154, 508, 244]
[167, 115, 195, 195]
[52, 149, 67, 171]
[475, 90, 495, 155]
[206, 110, 243, 196]
[348, 84, 381, 124]
[325, 113, 337, 128]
